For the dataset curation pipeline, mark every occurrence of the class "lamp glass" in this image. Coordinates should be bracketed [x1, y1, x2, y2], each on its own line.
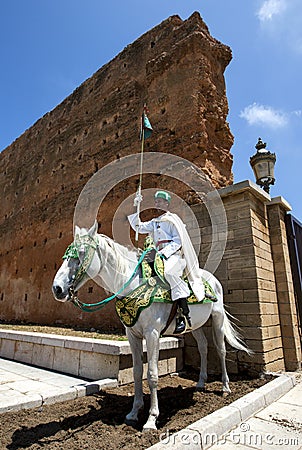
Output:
[253, 160, 275, 182]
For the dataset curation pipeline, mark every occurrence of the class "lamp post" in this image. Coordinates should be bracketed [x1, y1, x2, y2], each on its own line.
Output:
[250, 138, 276, 194]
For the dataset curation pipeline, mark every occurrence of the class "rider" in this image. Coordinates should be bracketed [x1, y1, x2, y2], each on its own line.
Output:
[128, 190, 203, 334]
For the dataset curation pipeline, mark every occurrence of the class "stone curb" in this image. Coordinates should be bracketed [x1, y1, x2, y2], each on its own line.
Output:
[147, 373, 297, 450]
[0, 331, 183, 383]
[0, 378, 117, 414]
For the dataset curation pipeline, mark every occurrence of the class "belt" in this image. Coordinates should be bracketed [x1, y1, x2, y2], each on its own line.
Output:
[156, 240, 172, 249]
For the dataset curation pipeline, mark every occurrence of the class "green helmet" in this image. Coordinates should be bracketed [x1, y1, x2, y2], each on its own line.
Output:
[154, 190, 171, 203]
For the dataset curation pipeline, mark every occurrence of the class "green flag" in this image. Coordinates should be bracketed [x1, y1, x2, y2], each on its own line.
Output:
[140, 110, 153, 140]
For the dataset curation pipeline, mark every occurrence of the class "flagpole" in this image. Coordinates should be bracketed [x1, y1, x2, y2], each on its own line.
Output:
[135, 120, 145, 241]
[134, 104, 152, 241]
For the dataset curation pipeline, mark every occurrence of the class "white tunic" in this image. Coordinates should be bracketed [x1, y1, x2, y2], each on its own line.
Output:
[128, 212, 181, 258]
[128, 211, 206, 302]
[127, 212, 191, 300]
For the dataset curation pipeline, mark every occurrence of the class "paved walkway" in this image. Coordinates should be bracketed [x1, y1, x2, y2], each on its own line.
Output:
[149, 372, 302, 450]
[208, 376, 302, 449]
[0, 358, 117, 414]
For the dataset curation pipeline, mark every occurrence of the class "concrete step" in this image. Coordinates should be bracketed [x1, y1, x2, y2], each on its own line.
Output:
[0, 330, 184, 384]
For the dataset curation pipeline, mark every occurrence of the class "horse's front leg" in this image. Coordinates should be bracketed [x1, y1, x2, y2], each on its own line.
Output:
[125, 329, 144, 425]
[143, 329, 160, 431]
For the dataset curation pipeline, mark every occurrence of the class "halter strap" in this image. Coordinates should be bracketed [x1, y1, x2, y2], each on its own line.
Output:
[62, 234, 163, 312]
[71, 247, 153, 312]
[63, 234, 99, 290]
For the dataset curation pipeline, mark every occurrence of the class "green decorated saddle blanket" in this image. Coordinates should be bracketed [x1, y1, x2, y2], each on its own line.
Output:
[115, 247, 217, 327]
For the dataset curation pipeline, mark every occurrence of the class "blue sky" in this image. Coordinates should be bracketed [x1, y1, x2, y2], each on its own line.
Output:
[1, 0, 302, 219]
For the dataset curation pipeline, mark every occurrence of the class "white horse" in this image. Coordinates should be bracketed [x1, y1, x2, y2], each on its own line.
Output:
[52, 222, 251, 431]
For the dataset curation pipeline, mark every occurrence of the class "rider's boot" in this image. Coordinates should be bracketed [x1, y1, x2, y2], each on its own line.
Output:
[174, 298, 192, 334]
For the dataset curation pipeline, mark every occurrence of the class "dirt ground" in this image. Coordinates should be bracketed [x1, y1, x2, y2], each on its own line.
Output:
[0, 372, 270, 450]
[0, 324, 271, 449]
[0, 324, 127, 341]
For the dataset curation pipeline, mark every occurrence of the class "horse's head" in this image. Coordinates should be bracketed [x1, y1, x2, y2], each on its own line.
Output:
[52, 221, 101, 302]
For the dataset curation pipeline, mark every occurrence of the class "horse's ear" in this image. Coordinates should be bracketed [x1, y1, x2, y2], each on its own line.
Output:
[74, 225, 81, 237]
[88, 220, 98, 236]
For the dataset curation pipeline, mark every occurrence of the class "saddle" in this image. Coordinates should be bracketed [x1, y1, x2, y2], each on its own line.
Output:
[115, 237, 217, 327]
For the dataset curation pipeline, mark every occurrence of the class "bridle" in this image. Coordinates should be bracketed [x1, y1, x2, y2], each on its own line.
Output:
[60, 235, 156, 312]
[62, 234, 99, 302]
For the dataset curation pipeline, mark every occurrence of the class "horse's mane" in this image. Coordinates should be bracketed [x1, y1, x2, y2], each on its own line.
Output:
[98, 233, 141, 279]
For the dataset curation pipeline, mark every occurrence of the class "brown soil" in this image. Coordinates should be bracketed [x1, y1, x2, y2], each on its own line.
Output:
[0, 372, 270, 450]
[0, 324, 127, 341]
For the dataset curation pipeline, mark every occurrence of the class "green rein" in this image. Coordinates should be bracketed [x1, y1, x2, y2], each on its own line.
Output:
[63, 235, 153, 312]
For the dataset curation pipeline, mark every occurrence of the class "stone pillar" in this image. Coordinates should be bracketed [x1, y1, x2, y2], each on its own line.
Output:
[218, 181, 285, 374]
[267, 197, 301, 371]
[185, 181, 301, 375]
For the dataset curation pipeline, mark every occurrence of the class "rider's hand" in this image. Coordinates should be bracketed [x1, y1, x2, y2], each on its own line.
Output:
[133, 193, 143, 207]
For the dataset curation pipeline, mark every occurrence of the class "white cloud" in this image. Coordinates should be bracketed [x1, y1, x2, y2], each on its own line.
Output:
[256, 0, 302, 53]
[292, 110, 302, 118]
[240, 103, 288, 128]
[257, 0, 287, 22]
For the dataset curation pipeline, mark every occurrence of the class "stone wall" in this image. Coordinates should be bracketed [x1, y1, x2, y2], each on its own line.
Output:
[0, 12, 233, 329]
[185, 181, 301, 375]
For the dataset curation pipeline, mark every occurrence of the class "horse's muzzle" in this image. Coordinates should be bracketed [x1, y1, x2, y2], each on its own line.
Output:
[52, 284, 70, 302]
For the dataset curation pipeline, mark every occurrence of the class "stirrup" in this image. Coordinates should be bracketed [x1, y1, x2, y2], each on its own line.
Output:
[184, 316, 192, 331]
[173, 308, 191, 335]
[174, 317, 191, 335]
[174, 310, 186, 334]
[174, 317, 186, 334]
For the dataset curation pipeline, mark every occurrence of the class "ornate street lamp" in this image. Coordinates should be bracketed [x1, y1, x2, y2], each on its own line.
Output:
[250, 138, 276, 194]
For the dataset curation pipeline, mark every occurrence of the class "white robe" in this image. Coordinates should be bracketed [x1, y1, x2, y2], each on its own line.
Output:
[128, 212, 205, 301]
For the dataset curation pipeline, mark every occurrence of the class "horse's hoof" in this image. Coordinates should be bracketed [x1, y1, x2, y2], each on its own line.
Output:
[143, 419, 157, 432]
[143, 425, 157, 432]
[222, 390, 230, 397]
[195, 386, 206, 393]
[124, 418, 138, 427]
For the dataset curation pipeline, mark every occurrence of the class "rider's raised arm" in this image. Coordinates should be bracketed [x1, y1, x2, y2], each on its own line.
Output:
[127, 212, 155, 234]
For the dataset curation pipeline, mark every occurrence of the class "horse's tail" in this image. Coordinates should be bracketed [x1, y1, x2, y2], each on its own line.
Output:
[221, 309, 253, 356]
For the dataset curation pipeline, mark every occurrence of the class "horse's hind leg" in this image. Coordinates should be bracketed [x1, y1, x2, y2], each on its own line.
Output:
[192, 327, 208, 391]
[212, 310, 231, 394]
[125, 329, 144, 425]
